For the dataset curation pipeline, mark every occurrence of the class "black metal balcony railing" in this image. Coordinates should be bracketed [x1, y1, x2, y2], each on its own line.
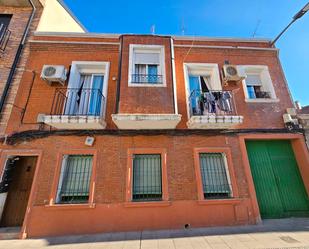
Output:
[0, 24, 11, 52]
[131, 74, 163, 84]
[189, 90, 237, 116]
[51, 88, 105, 116]
[255, 91, 271, 99]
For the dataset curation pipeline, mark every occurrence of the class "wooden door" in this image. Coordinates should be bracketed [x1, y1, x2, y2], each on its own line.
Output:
[0, 156, 37, 227]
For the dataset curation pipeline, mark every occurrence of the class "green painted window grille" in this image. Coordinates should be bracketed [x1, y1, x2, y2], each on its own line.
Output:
[199, 153, 232, 199]
[132, 154, 162, 201]
[56, 155, 93, 204]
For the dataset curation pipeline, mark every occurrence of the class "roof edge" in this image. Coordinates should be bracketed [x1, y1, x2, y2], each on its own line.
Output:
[34, 31, 272, 43]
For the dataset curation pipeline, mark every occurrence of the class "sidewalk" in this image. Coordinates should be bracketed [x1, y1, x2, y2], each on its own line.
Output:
[1, 218, 309, 249]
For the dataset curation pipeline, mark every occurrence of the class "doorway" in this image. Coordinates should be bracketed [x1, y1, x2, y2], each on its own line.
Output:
[246, 140, 309, 218]
[0, 156, 37, 227]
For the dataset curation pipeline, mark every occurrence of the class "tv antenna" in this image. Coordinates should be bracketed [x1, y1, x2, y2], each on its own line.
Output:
[181, 18, 186, 35]
[252, 19, 261, 37]
[150, 25, 155, 35]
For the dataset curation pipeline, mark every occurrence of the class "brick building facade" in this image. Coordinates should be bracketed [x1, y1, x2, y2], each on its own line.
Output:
[0, 13, 308, 239]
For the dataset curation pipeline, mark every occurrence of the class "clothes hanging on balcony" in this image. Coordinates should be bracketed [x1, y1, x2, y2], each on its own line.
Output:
[217, 91, 232, 112]
[204, 92, 216, 114]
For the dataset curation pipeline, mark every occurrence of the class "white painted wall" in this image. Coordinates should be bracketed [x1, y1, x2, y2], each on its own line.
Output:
[37, 0, 86, 33]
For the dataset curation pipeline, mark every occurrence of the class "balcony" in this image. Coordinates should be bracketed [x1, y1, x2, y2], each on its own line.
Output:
[0, 24, 11, 52]
[131, 74, 163, 84]
[39, 88, 106, 129]
[187, 90, 243, 129]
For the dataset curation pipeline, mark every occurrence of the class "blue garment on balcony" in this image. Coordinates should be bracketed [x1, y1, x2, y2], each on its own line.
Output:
[204, 92, 216, 114]
[217, 91, 232, 113]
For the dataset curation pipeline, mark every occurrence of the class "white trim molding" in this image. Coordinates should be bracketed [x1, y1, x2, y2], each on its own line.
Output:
[183, 63, 222, 120]
[128, 44, 166, 87]
[112, 114, 181, 130]
[240, 65, 279, 103]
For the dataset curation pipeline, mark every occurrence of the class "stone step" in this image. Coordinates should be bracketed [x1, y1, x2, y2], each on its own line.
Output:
[0, 227, 20, 240]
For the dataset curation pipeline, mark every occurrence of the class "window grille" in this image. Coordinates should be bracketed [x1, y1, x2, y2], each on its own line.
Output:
[132, 154, 162, 201]
[56, 155, 93, 204]
[199, 153, 231, 199]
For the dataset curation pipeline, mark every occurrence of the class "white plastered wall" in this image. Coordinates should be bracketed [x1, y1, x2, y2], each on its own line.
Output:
[37, 0, 86, 32]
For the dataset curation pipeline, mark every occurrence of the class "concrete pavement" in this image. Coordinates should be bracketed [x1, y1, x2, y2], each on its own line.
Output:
[1, 218, 309, 248]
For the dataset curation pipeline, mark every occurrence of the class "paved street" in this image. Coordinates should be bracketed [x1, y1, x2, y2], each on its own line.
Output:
[1, 218, 309, 249]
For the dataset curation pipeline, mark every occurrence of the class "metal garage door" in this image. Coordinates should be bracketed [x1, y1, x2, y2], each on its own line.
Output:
[246, 140, 309, 218]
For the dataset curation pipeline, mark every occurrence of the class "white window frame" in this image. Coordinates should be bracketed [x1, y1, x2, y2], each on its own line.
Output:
[68, 61, 110, 118]
[183, 63, 221, 119]
[128, 44, 166, 87]
[240, 65, 279, 103]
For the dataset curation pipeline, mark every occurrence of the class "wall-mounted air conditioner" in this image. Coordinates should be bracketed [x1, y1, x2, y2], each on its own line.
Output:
[40, 65, 67, 85]
[222, 65, 246, 82]
[283, 113, 300, 130]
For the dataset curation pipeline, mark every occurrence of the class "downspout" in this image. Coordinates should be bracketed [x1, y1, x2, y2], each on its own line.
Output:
[115, 35, 123, 113]
[0, 0, 36, 116]
[170, 38, 178, 114]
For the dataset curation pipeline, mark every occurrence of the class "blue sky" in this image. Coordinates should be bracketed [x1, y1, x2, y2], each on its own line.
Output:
[64, 0, 309, 106]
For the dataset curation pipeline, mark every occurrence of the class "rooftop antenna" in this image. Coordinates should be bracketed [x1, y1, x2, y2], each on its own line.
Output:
[252, 19, 261, 37]
[150, 25, 155, 35]
[181, 18, 185, 35]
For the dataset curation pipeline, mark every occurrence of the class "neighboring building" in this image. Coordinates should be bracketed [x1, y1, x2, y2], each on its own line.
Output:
[297, 105, 309, 148]
[0, 0, 85, 238]
[0, 9, 308, 239]
[0, 0, 43, 135]
[0, 0, 86, 135]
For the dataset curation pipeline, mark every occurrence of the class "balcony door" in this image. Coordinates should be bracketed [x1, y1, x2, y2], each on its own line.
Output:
[189, 75, 211, 115]
[65, 73, 104, 116]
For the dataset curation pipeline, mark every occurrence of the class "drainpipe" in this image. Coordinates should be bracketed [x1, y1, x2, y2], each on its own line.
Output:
[170, 38, 178, 114]
[0, 0, 36, 116]
[115, 35, 123, 113]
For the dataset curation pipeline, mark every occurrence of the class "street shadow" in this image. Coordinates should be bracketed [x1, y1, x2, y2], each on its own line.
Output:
[38, 218, 309, 246]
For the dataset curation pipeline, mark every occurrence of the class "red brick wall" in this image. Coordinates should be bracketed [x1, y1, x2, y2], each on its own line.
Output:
[0, 133, 256, 237]
[0, 6, 42, 135]
[5, 35, 294, 134]
[6, 41, 120, 134]
[118, 35, 175, 114]
[0, 34, 305, 237]
[174, 45, 294, 129]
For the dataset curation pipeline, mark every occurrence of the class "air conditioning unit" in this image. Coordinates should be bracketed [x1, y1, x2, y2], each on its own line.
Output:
[41, 65, 67, 85]
[283, 114, 300, 130]
[222, 65, 246, 82]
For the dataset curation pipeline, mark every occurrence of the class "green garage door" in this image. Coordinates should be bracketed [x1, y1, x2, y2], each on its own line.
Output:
[246, 140, 309, 218]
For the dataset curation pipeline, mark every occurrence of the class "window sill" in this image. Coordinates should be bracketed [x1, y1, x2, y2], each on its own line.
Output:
[245, 98, 279, 103]
[197, 198, 242, 206]
[128, 82, 166, 88]
[45, 203, 96, 210]
[124, 201, 171, 208]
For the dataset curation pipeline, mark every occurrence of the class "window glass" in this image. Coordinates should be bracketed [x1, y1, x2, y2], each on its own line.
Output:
[56, 155, 93, 204]
[199, 153, 231, 199]
[132, 154, 162, 202]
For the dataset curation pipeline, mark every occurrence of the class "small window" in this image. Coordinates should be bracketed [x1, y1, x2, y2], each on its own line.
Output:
[245, 73, 270, 99]
[56, 155, 93, 204]
[199, 153, 231, 199]
[132, 154, 162, 201]
[242, 65, 276, 101]
[129, 45, 165, 86]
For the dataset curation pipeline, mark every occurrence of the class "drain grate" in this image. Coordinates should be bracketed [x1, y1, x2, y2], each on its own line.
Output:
[266, 247, 309, 249]
[279, 236, 300, 244]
